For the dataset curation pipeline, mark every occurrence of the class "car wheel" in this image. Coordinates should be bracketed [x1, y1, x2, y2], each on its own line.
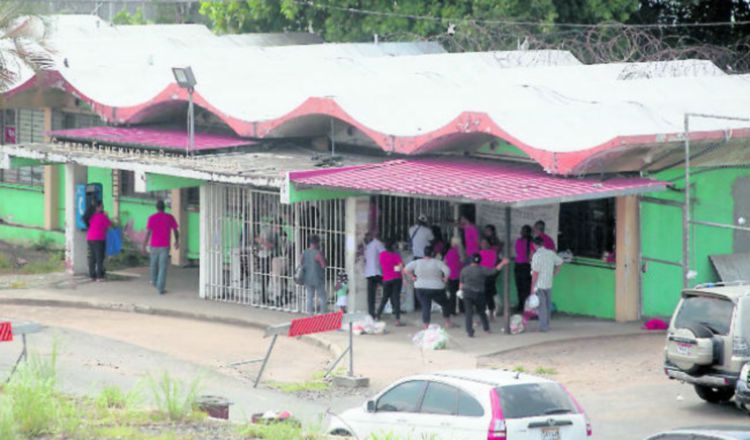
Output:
[329, 428, 353, 437]
[694, 385, 735, 404]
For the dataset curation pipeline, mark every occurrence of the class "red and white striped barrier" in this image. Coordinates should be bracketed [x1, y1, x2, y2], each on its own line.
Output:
[0, 322, 12, 342]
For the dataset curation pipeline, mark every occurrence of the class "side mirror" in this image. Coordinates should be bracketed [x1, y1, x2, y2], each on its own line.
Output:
[366, 400, 376, 413]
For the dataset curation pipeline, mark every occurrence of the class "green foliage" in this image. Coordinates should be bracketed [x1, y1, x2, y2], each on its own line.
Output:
[534, 366, 558, 376]
[0, 253, 11, 269]
[147, 372, 202, 422]
[113, 7, 151, 25]
[238, 420, 326, 440]
[512, 365, 526, 373]
[32, 235, 56, 252]
[96, 384, 142, 410]
[0, 396, 17, 440]
[19, 253, 64, 274]
[267, 370, 331, 393]
[553, 0, 638, 24]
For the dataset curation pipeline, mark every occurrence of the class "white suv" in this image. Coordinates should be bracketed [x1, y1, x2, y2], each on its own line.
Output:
[328, 369, 591, 440]
[664, 282, 750, 409]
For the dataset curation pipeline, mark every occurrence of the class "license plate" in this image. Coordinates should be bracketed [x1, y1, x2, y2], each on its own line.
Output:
[542, 428, 560, 440]
[676, 343, 692, 356]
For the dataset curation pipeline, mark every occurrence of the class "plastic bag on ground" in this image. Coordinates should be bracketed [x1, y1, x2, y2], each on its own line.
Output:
[351, 315, 386, 335]
[510, 314, 525, 335]
[412, 324, 449, 350]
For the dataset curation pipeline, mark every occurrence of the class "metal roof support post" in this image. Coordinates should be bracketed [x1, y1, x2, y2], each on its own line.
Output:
[503, 206, 512, 334]
[683, 114, 691, 289]
[187, 87, 195, 156]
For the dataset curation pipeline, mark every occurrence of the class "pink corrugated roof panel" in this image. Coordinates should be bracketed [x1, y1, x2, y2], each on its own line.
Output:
[290, 158, 667, 207]
[49, 126, 254, 151]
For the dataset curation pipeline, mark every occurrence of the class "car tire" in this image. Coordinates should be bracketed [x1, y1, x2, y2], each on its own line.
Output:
[694, 384, 735, 404]
[329, 428, 353, 437]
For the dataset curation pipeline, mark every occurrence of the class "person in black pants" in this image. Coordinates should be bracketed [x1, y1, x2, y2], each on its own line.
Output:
[84, 201, 111, 282]
[459, 253, 510, 337]
[403, 245, 456, 329]
[377, 239, 405, 326]
[514, 225, 534, 313]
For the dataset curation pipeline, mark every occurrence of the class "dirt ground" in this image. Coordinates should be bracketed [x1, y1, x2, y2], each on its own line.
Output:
[479, 333, 666, 393]
[0, 304, 331, 384]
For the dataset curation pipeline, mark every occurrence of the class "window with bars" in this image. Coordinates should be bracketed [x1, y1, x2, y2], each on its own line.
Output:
[557, 198, 616, 259]
[0, 167, 44, 187]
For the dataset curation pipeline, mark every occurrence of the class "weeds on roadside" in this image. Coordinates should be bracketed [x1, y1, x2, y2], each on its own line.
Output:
[0, 396, 17, 440]
[512, 365, 526, 373]
[96, 384, 142, 410]
[147, 372, 202, 421]
[268, 371, 331, 394]
[238, 420, 328, 440]
[19, 253, 64, 274]
[534, 366, 558, 376]
[0, 253, 11, 269]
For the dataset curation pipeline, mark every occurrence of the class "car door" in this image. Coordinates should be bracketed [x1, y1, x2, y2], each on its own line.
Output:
[360, 380, 427, 439]
[416, 381, 488, 440]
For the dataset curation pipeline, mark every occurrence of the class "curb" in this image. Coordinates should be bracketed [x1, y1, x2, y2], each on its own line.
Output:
[0, 297, 343, 359]
[475, 330, 667, 359]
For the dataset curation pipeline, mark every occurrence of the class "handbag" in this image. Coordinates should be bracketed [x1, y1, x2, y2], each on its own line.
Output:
[293, 264, 305, 285]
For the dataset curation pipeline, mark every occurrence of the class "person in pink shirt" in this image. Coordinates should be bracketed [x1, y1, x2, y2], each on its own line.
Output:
[460, 214, 480, 257]
[377, 239, 405, 326]
[443, 236, 465, 316]
[533, 220, 556, 251]
[85, 201, 111, 282]
[142, 200, 179, 295]
[479, 238, 500, 319]
[514, 224, 535, 313]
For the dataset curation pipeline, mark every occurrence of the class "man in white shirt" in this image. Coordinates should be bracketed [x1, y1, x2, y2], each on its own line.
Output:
[408, 214, 434, 260]
[530, 235, 564, 332]
[363, 232, 386, 318]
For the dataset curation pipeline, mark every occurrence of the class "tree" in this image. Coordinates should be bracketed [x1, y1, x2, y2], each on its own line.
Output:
[112, 7, 150, 25]
[0, 2, 52, 91]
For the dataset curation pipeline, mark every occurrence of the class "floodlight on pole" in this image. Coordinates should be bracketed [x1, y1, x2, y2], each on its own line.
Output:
[171, 66, 197, 156]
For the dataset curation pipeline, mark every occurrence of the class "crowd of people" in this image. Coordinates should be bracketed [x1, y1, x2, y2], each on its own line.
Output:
[358, 214, 564, 336]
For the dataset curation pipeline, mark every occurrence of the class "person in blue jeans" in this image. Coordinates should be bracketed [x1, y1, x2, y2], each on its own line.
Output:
[142, 200, 179, 295]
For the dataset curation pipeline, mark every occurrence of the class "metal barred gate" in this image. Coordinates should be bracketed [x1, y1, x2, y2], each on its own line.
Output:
[202, 184, 346, 313]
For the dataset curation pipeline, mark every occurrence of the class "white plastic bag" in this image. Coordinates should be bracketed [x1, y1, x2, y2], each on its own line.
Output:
[510, 314, 525, 335]
[412, 324, 449, 350]
[351, 315, 386, 335]
[525, 292, 540, 311]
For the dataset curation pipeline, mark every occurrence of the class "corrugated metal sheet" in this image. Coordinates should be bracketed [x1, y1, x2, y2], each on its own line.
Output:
[290, 158, 668, 207]
[4, 15, 750, 175]
[50, 126, 254, 151]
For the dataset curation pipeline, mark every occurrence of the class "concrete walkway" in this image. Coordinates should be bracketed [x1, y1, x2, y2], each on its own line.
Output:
[0, 266, 652, 389]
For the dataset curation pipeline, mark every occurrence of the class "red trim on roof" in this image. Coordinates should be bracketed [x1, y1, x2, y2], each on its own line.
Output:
[49, 126, 253, 151]
[290, 158, 667, 207]
[8, 70, 750, 174]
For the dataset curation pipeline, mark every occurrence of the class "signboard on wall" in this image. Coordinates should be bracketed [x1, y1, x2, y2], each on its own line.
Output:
[477, 203, 560, 257]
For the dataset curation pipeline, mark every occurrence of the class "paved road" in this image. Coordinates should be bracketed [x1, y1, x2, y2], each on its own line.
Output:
[481, 333, 749, 439]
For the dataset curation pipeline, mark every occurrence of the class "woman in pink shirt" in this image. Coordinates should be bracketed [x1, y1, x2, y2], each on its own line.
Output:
[84, 201, 111, 282]
[443, 236, 465, 316]
[460, 215, 480, 257]
[514, 224, 535, 313]
[479, 238, 500, 320]
[377, 239, 405, 326]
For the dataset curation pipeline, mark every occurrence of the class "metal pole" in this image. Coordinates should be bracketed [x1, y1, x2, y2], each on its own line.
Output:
[348, 321, 354, 376]
[503, 207, 512, 334]
[253, 334, 278, 388]
[187, 88, 195, 156]
[683, 115, 691, 288]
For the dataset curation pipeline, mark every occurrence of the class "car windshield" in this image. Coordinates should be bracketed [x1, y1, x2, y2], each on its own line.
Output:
[497, 383, 577, 419]
[674, 295, 735, 335]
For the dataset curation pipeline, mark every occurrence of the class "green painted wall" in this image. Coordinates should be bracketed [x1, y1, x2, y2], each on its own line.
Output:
[187, 210, 199, 260]
[0, 183, 45, 228]
[641, 166, 749, 317]
[496, 259, 615, 319]
[0, 224, 64, 248]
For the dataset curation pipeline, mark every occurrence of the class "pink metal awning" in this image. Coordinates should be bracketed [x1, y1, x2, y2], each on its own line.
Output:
[290, 158, 668, 207]
[49, 126, 255, 152]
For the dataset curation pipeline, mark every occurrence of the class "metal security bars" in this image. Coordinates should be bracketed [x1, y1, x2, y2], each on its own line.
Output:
[372, 195, 456, 248]
[202, 184, 345, 313]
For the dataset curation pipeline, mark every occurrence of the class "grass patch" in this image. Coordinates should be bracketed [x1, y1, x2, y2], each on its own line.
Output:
[0, 253, 12, 269]
[7, 280, 27, 289]
[267, 371, 331, 394]
[238, 421, 326, 440]
[18, 253, 64, 274]
[512, 365, 526, 373]
[148, 372, 203, 422]
[534, 366, 558, 376]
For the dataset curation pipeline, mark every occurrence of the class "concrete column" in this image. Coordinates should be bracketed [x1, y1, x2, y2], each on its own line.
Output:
[111, 169, 121, 222]
[345, 196, 370, 313]
[64, 163, 88, 275]
[43, 166, 59, 230]
[615, 195, 640, 322]
[198, 185, 207, 299]
[170, 188, 188, 267]
[42, 108, 59, 230]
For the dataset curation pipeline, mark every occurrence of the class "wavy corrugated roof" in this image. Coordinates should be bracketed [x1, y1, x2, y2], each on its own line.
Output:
[5, 15, 750, 175]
